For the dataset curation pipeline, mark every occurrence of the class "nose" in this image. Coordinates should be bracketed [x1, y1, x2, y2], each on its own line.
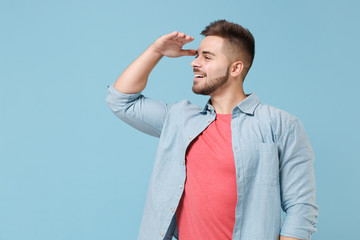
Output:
[191, 58, 200, 68]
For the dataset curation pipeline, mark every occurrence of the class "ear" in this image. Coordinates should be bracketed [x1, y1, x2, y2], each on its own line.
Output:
[230, 61, 244, 78]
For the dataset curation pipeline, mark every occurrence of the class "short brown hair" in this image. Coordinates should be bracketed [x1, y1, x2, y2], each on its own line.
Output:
[201, 20, 255, 76]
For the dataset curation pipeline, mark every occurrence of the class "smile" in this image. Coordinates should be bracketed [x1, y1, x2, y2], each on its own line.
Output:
[194, 74, 206, 78]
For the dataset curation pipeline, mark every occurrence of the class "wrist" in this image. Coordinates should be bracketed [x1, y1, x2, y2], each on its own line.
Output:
[148, 44, 164, 59]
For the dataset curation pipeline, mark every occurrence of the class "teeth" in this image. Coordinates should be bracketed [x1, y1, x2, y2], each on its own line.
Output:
[195, 74, 205, 78]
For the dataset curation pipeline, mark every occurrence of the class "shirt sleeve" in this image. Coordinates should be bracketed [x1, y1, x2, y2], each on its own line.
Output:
[278, 119, 319, 240]
[105, 84, 172, 138]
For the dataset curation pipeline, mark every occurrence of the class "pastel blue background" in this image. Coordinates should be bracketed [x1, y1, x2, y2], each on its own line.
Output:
[1, 0, 359, 239]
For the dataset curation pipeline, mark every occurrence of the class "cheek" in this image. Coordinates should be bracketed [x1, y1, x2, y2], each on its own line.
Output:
[207, 66, 227, 77]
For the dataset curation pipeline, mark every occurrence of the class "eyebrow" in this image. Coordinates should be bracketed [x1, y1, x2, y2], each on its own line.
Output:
[196, 50, 216, 56]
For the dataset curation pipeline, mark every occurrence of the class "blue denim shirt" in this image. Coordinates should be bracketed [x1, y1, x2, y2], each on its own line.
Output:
[105, 85, 318, 240]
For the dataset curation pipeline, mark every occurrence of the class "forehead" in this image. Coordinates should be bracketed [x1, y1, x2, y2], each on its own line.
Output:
[198, 36, 226, 55]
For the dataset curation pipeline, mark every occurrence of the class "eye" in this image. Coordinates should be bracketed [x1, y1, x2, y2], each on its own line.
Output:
[204, 56, 211, 60]
[194, 51, 199, 59]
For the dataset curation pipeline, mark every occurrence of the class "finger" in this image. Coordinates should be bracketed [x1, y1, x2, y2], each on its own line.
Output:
[164, 31, 179, 40]
[178, 35, 194, 46]
[175, 32, 186, 39]
[182, 35, 194, 44]
[175, 32, 192, 41]
[181, 49, 197, 56]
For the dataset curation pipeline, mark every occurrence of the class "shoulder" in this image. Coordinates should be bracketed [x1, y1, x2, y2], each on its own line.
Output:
[254, 102, 305, 142]
[255, 102, 300, 125]
[169, 99, 203, 113]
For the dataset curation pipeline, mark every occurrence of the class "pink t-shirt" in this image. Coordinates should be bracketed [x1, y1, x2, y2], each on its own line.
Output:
[176, 114, 237, 240]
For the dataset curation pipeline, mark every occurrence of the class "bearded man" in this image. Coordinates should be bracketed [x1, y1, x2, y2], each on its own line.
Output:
[105, 20, 318, 240]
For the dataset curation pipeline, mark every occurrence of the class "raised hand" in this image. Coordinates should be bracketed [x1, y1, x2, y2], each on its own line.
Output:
[151, 31, 196, 58]
[113, 31, 196, 93]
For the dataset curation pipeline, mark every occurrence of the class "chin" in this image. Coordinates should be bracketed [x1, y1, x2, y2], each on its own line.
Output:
[192, 86, 212, 96]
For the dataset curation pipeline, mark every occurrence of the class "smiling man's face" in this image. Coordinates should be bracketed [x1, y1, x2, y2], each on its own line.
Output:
[191, 36, 231, 96]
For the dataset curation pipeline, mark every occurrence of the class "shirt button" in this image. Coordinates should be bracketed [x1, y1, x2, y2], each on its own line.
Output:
[181, 160, 185, 165]
[170, 208, 174, 213]
[160, 232, 164, 237]
[179, 185, 183, 189]
[207, 119, 211, 123]
[188, 136, 192, 140]
[208, 106, 211, 110]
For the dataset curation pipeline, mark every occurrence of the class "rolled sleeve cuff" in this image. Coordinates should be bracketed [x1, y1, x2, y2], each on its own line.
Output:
[280, 215, 317, 240]
[105, 84, 144, 116]
[106, 84, 142, 99]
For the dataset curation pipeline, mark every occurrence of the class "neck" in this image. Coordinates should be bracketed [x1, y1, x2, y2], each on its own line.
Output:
[210, 86, 247, 114]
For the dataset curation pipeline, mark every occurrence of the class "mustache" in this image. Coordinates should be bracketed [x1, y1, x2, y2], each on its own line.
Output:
[193, 68, 206, 74]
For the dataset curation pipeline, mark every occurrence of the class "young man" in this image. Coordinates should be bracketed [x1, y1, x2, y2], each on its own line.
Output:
[105, 20, 318, 240]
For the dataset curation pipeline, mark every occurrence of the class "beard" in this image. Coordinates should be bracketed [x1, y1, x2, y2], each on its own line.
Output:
[192, 66, 230, 95]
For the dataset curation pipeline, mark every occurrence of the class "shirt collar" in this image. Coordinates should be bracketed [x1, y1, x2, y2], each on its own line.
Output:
[200, 92, 261, 115]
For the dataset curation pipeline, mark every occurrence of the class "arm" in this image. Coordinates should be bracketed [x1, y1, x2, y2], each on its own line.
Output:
[278, 119, 318, 240]
[280, 236, 303, 240]
[106, 32, 196, 137]
[113, 31, 196, 94]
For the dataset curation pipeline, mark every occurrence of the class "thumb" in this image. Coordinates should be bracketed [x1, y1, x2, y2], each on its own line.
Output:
[181, 49, 197, 56]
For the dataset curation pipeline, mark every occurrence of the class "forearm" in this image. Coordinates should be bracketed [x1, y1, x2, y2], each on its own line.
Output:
[113, 31, 195, 94]
[114, 44, 163, 94]
[280, 236, 303, 240]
